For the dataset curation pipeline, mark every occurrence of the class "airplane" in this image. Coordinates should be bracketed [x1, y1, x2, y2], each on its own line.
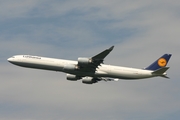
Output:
[7, 46, 172, 84]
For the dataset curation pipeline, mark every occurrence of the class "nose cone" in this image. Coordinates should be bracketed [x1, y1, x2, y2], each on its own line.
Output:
[7, 57, 14, 63]
[7, 58, 11, 62]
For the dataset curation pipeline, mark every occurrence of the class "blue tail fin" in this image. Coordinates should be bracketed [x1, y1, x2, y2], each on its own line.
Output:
[145, 54, 172, 70]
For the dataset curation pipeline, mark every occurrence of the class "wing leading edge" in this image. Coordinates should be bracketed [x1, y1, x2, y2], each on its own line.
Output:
[92, 46, 114, 61]
[91, 46, 114, 67]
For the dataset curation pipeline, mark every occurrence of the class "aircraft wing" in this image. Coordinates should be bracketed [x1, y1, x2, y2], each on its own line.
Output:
[92, 46, 114, 66]
[78, 46, 114, 72]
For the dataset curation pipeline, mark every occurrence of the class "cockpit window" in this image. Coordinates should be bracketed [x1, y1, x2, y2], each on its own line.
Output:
[12, 56, 15, 58]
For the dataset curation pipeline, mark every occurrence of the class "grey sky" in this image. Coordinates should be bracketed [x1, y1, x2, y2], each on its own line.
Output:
[0, 0, 180, 120]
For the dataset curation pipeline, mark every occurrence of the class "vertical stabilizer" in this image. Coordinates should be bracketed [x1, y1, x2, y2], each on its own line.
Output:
[145, 54, 172, 70]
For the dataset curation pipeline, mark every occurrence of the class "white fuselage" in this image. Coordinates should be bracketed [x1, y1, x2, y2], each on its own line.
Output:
[8, 55, 155, 79]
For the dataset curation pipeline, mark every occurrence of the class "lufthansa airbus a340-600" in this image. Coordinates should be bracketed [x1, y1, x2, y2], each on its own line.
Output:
[8, 46, 172, 84]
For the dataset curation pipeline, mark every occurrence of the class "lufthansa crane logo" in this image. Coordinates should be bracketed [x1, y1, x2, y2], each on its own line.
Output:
[158, 58, 167, 67]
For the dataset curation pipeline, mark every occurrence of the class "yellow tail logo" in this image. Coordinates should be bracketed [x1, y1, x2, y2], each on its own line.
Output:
[158, 58, 167, 67]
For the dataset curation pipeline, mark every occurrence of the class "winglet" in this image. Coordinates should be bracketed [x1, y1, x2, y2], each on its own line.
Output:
[109, 46, 114, 51]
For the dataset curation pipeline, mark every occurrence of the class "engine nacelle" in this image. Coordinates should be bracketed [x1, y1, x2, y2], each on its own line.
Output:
[66, 74, 81, 81]
[82, 77, 97, 84]
[78, 57, 92, 65]
[63, 64, 77, 71]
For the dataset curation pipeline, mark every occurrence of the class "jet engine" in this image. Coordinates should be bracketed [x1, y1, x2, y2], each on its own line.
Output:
[63, 64, 77, 71]
[78, 57, 92, 65]
[66, 74, 81, 81]
[82, 77, 98, 84]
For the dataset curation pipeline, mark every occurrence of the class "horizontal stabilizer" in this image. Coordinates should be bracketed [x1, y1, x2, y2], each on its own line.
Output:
[161, 75, 170, 79]
[152, 67, 169, 75]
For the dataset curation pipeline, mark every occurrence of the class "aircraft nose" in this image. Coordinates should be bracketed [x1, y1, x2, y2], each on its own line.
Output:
[7, 58, 11, 61]
[7, 57, 13, 62]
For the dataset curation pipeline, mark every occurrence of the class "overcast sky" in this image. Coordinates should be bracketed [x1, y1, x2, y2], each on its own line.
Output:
[0, 0, 180, 120]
